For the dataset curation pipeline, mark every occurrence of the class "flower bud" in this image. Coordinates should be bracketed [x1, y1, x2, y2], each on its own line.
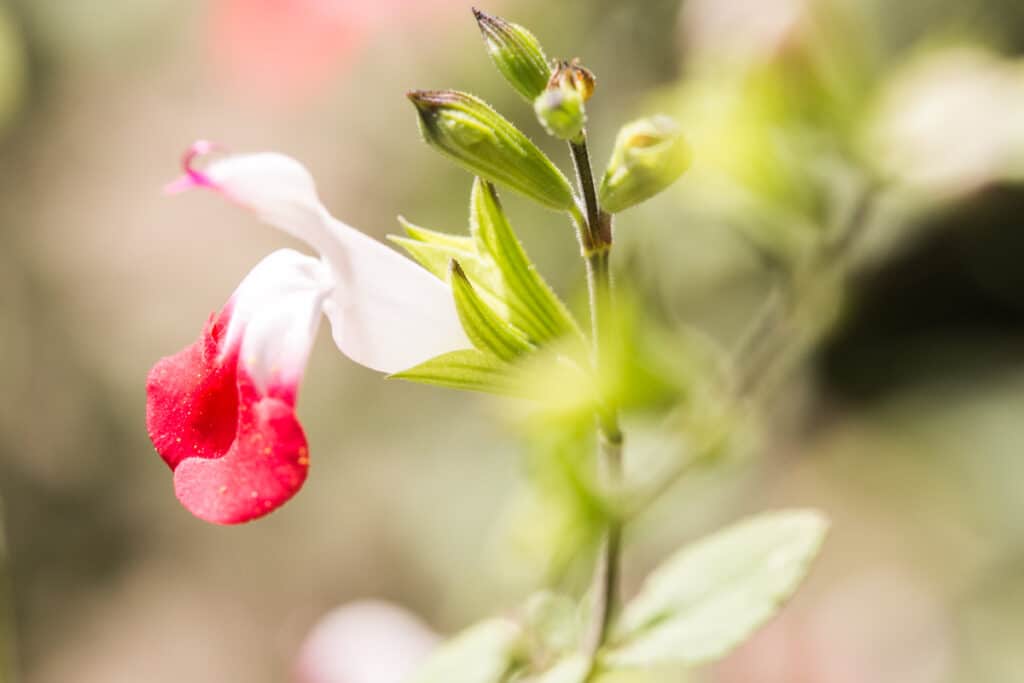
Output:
[533, 83, 586, 141]
[473, 8, 551, 101]
[549, 59, 596, 102]
[408, 89, 575, 211]
[598, 115, 691, 213]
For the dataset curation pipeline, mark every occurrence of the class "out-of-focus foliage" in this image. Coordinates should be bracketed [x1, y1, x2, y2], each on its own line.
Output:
[4, 0, 1024, 681]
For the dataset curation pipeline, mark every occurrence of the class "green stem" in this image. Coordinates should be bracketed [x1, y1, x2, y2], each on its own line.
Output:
[568, 134, 622, 669]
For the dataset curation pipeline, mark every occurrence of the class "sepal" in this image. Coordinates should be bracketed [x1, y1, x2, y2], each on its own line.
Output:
[389, 349, 523, 396]
[534, 84, 586, 141]
[599, 116, 691, 213]
[470, 180, 582, 345]
[407, 89, 576, 211]
[473, 8, 551, 101]
[450, 259, 535, 362]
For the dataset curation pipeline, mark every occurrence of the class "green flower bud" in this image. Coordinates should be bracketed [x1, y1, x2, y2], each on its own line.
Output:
[598, 115, 691, 214]
[473, 8, 551, 101]
[534, 84, 586, 141]
[408, 89, 575, 211]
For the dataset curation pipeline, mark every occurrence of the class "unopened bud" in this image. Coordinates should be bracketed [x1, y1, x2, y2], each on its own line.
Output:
[598, 115, 691, 213]
[408, 89, 575, 211]
[473, 8, 551, 101]
[549, 59, 596, 102]
[534, 84, 586, 140]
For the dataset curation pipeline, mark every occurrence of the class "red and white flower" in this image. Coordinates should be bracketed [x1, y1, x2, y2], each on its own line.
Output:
[146, 142, 470, 524]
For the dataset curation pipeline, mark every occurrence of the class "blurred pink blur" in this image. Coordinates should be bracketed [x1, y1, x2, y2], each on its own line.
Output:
[294, 601, 440, 683]
[210, 0, 477, 103]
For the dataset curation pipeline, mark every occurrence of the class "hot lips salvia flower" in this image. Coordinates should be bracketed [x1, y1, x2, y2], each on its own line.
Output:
[147, 142, 471, 524]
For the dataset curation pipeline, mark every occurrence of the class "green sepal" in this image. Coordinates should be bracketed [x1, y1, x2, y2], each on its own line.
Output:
[390, 217, 510, 317]
[473, 8, 552, 101]
[534, 85, 586, 141]
[409, 618, 524, 683]
[599, 115, 691, 214]
[470, 179, 583, 345]
[397, 215, 478, 252]
[389, 349, 521, 396]
[603, 510, 828, 668]
[451, 259, 534, 362]
[408, 89, 576, 211]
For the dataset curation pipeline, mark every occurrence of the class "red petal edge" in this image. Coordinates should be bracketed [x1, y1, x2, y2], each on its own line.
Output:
[146, 307, 310, 524]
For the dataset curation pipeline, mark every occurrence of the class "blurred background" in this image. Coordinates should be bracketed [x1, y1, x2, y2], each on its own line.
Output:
[1, 0, 1024, 681]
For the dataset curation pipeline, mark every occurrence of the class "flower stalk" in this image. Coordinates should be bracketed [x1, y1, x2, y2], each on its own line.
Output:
[568, 130, 623, 669]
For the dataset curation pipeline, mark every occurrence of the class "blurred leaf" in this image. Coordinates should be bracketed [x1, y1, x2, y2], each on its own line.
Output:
[470, 179, 582, 346]
[390, 350, 520, 396]
[410, 618, 524, 683]
[496, 424, 610, 584]
[529, 653, 589, 683]
[451, 260, 535, 362]
[521, 591, 582, 656]
[604, 510, 828, 667]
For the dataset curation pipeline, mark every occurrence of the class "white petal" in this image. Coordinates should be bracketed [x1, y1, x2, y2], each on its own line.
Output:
[195, 150, 471, 373]
[225, 249, 333, 394]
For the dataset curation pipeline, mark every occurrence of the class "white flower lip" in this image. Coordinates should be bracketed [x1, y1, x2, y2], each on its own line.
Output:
[170, 141, 471, 380]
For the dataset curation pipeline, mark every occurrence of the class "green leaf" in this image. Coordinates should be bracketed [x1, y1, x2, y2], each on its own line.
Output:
[530, 654, 589, 683]
[470, 179, 581, 345]
[604, 510, 828, 668]
[521, 591, 581, 656]
[451, 259, 534, 362]
[390, 349, 521, 395]
[409, 618, 523, 683]
[408, 90, 576, 211]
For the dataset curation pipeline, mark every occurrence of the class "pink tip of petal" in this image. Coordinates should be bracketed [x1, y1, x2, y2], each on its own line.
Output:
[165, 140, 227, 194]
[163, 174, 197, 195]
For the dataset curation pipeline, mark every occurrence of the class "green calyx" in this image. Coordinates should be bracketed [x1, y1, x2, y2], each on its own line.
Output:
[473, 7, 552, 101]
[534, 84, 586, 141]
[408, 89, 576, 211]
[599, 115, 692, 214]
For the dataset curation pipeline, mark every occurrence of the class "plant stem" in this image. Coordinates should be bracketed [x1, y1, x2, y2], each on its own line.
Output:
[568, 133, 622, 668]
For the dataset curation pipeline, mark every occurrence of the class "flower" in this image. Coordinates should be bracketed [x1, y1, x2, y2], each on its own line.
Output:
[146, 141, 470, 524]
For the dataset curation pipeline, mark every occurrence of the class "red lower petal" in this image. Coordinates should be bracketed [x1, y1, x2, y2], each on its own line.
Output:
[146, 307, 310, 524]
[173, 375, 309, 525]
[146, 311, 239, 470]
